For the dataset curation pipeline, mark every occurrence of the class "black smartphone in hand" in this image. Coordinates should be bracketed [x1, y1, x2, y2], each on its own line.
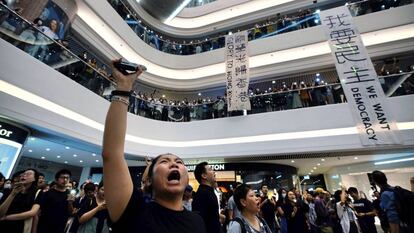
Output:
[114, 59, 146, 75]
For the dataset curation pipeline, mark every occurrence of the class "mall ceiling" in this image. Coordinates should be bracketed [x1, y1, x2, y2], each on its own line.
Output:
[138, 0, 186, 21]
[21, 134, 414, 175]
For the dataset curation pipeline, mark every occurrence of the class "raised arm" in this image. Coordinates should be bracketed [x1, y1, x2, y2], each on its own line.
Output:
[102, 60, 142, 222]
[0, 184, 24, 218]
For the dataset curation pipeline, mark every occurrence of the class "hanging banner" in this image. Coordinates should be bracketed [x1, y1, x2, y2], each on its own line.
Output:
[320, 6, 401, 146]
[225, 31, 251, 111]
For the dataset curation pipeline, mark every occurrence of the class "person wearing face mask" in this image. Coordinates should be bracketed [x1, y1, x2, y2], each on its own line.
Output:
[101, 60, 206, 233]
[276, 188, 288, 233]
[228, 184, 272, 233]
[283, 190, 310, 233]
[0, 168, 41, 233]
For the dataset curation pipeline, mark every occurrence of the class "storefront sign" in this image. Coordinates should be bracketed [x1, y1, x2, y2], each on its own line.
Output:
[225, 31, 251, 111]
[0, 121, 29, 144]
[320, 6, 401, 145]
[186, 164, 226, 172]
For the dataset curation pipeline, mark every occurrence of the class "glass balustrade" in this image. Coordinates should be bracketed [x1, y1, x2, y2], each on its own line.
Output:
[0, 3, 113, 97]
[1, 2, 413, 124]
[186, 0, 217, 8]
[108, 0, 412, 55]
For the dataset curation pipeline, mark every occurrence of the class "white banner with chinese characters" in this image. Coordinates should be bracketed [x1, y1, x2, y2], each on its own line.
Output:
[225, 31, 251, 111]
[320, 6, 401, 146]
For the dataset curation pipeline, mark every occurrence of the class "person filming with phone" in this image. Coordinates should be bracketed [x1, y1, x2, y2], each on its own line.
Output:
[102, 59, 206, 233]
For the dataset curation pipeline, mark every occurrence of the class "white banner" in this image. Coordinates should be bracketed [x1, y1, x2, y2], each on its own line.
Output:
[225, 31, 251, 111]
[320, 6, 401, 146]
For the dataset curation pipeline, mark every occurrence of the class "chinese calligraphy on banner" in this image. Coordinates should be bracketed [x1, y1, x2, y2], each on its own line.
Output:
[320, 6, 401, 146]
[225, 31, 251, 111]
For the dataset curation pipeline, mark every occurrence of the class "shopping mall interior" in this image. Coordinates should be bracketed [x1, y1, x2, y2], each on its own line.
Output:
[0, 0, 413, 232]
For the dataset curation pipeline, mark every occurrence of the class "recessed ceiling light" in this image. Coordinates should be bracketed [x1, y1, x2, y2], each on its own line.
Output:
[46, 148, 50, 151]
[64, 161, 68, 164]
[308, 172, 312, 175]
[73, 154, 77, 157]
[28, 149, 33, 152]
[65, 146, 70, 149]
[80, 160, 83, 163]
[313, 167, 317, 169]
[321, 159, 325, 161]
[354, 157, 358, 160]
[92, 153, 96, 156]
[57, 155, 61, 158]
[41, 156, 45, 159]
[317, 163, 321, 166]
[311, 170, 314, 172]
[291, 160, 295, 163]
[95, 160, 99, 162]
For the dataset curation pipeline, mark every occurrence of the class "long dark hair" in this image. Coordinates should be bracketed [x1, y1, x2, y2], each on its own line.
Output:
[146, 153, 178, 196]
[17, 168, 40, 209]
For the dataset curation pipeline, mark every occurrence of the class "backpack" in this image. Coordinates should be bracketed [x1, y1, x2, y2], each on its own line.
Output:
[232, 218, 247, 233]
[392, 186, 414, 228]
[231, 217, 271, 233]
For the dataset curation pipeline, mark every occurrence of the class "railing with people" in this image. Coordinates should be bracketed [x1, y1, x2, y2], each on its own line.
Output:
[0, 2, 113, 96]
[108, 0, 412, 55]
[1, 2, 413, 123]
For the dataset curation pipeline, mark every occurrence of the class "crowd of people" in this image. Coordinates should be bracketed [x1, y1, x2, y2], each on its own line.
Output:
[2, 1, 414, 124]
[108, 0, 410, 55]
[2, 161, 412, 233]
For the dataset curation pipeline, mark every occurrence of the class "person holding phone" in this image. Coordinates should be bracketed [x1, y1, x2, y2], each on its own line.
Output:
[334, 187, 361, 233]
[283, 190, 310, 233]
[259, 184, 277, 233]
[102, 59, 206, 233]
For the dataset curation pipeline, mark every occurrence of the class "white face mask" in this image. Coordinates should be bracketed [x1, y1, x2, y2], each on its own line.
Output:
[4, 184, 11, 189]
[282, 193, 287, 198]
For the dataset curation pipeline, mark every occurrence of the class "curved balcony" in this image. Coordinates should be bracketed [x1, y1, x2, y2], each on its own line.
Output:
[1, 2, 413, 125]
[107, 0, 412, 55]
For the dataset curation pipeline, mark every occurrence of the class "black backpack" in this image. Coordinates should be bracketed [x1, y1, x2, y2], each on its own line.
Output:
[232, 218, 247, 233]
[392, 186, 414, 228]
[231, 217, 271, 233]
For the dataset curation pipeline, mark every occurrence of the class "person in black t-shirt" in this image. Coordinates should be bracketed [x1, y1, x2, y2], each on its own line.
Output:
[37, 169, 75, 233]
[77, 182, 110, 233]
[102, 60, 206, 233]
[348, 187, 377, 233]
[0, 168, 41, 233]
[192, 162, 221, 233]
[259, 184, 277, 233]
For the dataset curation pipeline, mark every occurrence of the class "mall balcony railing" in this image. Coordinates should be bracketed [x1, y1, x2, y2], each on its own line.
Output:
[185, 0, 217, 8]
[1, 2, 413, 123]
[108, 0, 412, 55]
